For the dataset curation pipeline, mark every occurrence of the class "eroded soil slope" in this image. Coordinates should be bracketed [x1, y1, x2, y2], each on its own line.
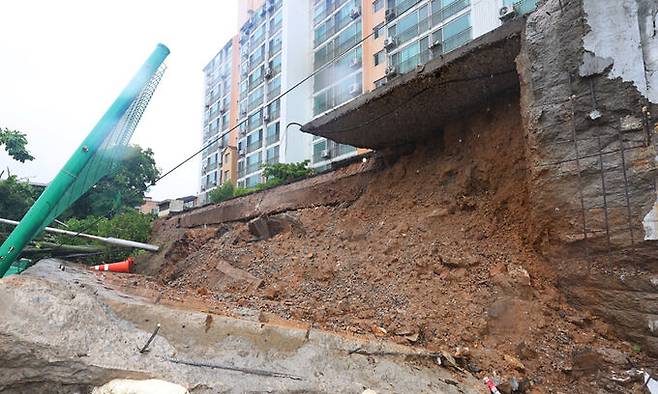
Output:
[134, 98, 654, 392]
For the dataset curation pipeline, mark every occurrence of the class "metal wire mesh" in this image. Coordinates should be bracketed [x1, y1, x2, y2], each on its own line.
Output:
[41, 64, 167, 229]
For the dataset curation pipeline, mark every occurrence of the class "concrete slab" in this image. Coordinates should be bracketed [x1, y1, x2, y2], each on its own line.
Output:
[302, 20, 525, 150]
[0, 259, 484, 393]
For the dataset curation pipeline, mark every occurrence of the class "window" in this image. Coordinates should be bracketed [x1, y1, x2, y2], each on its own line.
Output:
[266, 145, 279, 164]
[374, 50, 385, 66]
[266, 122, 280, 145]
[373, 22, 385, 39]
[373, 0, 384, 12]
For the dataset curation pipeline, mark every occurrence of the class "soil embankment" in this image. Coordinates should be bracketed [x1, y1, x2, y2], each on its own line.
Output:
[138, 96, 656, 392]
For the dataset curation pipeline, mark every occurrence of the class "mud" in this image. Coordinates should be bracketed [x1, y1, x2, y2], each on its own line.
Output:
[138, 95, 656, 392]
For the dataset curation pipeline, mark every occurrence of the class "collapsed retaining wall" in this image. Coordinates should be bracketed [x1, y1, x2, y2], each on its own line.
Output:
[177, 158, 380, 228]
[155, 0, 658, 358]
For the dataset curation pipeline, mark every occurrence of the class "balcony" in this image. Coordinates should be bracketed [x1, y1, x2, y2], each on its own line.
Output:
[266, 131, 280, 145]
[314, 0, 351, 24]
[432, 0, 469, 27]
[389, 0, 417, 19]
[395, 49, 431, 74]
[512, 0, 537, 15]
[314, 7, 360, 48]
[245, 161, 262, 175]
[246, 140, 262, 154]
[443, 26, 472, 53]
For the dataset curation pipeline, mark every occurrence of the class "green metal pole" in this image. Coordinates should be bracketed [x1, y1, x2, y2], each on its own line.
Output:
[0, 44, 170, 276]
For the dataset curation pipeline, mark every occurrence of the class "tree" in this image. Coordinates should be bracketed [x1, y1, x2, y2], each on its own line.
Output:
[0, 128, 34, 162]
[261, 160, 314, 184]
[0, 176, 39, 221]
[208, 182, 235, 203]
[67, 145, 160, 218]
[0, 176, 40, 240]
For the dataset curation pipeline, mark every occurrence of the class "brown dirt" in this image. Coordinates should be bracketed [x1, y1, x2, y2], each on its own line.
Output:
[123, 98, 654, 393]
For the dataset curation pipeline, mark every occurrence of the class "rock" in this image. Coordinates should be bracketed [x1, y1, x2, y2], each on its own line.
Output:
[515, 341, 538, 361]
[92, 379, 189, 394]
[262, 286, 281, 300]
[503, 354, 526, 371]
[371, 325, 387, 336]
[403, 332, 419, 343]
[571, 347, 629, 376]
[248, 215, 271, 240]
[427, 208, 450, 219]
[248, 213, 304, 241]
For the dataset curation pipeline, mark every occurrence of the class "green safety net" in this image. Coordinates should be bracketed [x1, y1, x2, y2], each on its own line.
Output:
[42, 64, 166, 227]
[0, 44, 169, 276]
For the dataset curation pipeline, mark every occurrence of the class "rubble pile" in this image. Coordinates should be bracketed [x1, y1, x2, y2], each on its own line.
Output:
[130, 98, 656, 392]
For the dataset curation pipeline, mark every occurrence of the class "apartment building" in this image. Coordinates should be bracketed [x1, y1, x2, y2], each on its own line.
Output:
[235, 0, 314, 188]
[309, 0, 363, 168]
[200, 37, 240, 201]
[199, 0, 537, 199]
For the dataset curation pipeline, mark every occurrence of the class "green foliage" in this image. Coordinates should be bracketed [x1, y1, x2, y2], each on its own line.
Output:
[54, 209, 154, 262]
[0, 128, 34, 162]
[233, 186, 255, 197]
[208, 182, 235, 203]
[67, 145, 159, 219]
[206, 161, 314, 205]
[0, 176, 41, 240]
[0, 176, 39, 221]
[255, 178, 282, 190]
[261, 160, 314, 183]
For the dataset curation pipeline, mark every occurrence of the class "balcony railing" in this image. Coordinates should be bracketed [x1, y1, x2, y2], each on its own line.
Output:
[266, 131, 280, 145]
[390, 0, 417, 18]
[314, 8, 359, 48]
[245, 161, 262, 174]
[513, 0, 537, 15]
[443, 26, 472, 53]
[246, 140, 262, 154]
[432, 0, 469, 27]
[314, 0, 351, 24]
[395, 49, 431, 74]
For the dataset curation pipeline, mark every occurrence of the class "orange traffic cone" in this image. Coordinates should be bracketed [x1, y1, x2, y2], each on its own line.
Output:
[91, 257, 133, 273]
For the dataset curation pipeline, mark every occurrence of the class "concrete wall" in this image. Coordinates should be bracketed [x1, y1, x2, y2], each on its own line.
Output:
[519, 0, 658, 356]
[176, 157, 380, 228]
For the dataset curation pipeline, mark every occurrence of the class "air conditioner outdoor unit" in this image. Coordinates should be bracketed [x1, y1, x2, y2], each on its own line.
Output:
[385, 65, 397, 77]
[429, 39, 442, 49]
[264, 66, 273, 79]
[219, 105, 226, 113]
[385, 9, 396, 21]
[263, 113, 270, 122]
[349, 83, 360, 95]
[321, 149, 330, 159]
[350, 7, 361, 19]
[384, 36, 397, 50]
[238, 148, 245, 156]
[498, 5, 516, 21]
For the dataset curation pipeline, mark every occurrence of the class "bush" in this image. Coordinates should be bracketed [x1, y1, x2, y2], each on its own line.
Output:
[208, 182, 235, 203]
[261, 160, 313, 183]
[54, 209, 154, 263]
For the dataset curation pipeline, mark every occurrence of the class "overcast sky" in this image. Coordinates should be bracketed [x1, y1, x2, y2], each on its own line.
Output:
[0, 0, 238, 200]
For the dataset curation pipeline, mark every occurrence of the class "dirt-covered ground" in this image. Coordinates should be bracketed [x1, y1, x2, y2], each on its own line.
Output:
[121, 100, 655, 393]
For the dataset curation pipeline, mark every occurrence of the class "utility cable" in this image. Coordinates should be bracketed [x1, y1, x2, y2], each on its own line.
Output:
[152, 0, 428, 185]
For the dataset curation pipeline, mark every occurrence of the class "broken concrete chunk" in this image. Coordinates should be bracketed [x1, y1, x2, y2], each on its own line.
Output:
[92, 379, 189, 394]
